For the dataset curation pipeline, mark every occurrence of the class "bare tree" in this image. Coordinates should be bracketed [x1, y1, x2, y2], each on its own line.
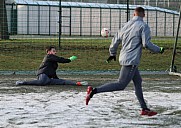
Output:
[0, 0, 9, 40]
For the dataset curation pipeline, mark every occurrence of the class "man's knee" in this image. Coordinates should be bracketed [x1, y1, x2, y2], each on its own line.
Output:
[37, 80, 50, 85]
[134, 77, 142, 86]
[117, 81, 128, 90]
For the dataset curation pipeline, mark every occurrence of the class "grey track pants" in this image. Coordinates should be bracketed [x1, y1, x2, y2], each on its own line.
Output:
[22, 73, 76, 86]
[96, 65, 147, 109]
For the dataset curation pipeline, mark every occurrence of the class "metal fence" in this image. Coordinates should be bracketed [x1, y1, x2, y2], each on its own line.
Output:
[5, 0, 180, 38]
[0, 0, 180, 73]
[34, 0, 181, 12]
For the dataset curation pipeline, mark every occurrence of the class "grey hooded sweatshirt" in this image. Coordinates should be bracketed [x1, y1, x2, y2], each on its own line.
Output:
[109, 16, 161, 66]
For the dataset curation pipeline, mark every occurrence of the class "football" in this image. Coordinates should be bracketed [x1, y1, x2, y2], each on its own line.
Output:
[101, 28, 110, 37]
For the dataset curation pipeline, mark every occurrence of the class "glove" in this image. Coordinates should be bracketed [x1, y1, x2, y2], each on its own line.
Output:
[69, 56, 77, 61]
[106, 56, 116, 63]
[160, 47, 164, 54]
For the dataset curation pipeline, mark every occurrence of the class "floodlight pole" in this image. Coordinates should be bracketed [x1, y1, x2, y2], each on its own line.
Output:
[58, 0, 62, 49]
[170, 5, 181, 72]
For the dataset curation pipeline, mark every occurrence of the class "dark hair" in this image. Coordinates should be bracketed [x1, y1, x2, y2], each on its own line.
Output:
[135, 7, 145, 13]
[46, 45, 56, 53]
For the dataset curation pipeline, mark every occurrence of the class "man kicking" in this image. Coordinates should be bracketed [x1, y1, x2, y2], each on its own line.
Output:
[85, 7, 164, 116]
[16, 45, 88, 86]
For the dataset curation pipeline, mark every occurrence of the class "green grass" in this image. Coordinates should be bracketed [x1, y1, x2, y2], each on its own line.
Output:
[0, 37, 179, 71]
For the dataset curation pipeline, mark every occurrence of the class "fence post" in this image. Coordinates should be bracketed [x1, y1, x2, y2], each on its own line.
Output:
[119, 9, 121, 29]
[38, 5, 40, 35]
[100, 8, 102, 36]
[11, 4, 17, 35]
[80, 8, 82, 36]
[155, 10, 158, 36]
[110, 8, 111, 36]
[70, 7, 71, 36]
[90, 8, 92, 36]
[58, 0, 62, 48]
[49, 4, 51, 36]
[146, 9, 149, 24]
[0, 0, 9, 39]
[164, 11, 166, 36]
[126, 0, 129, 22]
[170, 5, 181, 72]
[173, 14, 175, 37]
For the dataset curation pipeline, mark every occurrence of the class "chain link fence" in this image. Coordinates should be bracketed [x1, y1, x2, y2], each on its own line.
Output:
[3, 0, 180, 38]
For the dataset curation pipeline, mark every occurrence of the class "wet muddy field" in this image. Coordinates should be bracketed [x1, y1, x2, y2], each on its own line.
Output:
[0, 74, 180, 128]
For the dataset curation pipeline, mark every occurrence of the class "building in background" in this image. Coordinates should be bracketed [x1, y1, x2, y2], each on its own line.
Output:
[32, 0, 179, 11]
[5, 0, 179, 37]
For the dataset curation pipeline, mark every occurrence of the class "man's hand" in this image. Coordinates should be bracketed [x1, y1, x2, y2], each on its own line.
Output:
[106, 56, 116, 63]
[69, 56, 77, 61]
[160, 47, 164, 54]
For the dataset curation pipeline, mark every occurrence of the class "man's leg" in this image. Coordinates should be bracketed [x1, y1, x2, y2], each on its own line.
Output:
[21, 74, 51, 85]
[132, 68, 147, 109]
[86, 65, 138, 105]
[132, 68, 157, 116]
[49, 78, 77, 85]
[96, 65, 137, 93]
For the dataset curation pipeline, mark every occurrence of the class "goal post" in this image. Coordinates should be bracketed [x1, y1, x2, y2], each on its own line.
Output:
[169, 5, 181, 77]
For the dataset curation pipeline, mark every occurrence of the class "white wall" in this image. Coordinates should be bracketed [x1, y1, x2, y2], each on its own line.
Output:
[7, 4, 179, 37]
